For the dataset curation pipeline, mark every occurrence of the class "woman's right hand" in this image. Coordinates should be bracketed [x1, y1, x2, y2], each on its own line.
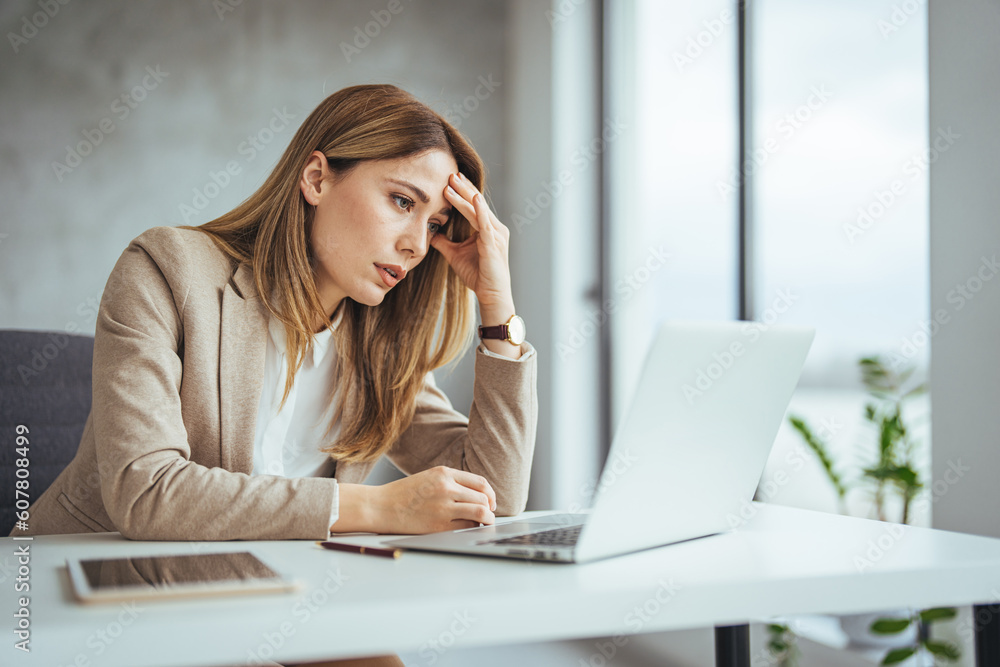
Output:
[371, 466, 497, 534]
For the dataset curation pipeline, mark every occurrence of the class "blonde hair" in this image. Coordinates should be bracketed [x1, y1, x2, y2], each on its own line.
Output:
[184, 84, 482, 464]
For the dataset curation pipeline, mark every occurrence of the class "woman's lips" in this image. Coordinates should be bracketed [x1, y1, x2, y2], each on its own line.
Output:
[374, 263, 404, 288]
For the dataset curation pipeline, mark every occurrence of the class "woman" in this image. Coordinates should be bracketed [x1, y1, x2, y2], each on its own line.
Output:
[18, 84, 538, 666]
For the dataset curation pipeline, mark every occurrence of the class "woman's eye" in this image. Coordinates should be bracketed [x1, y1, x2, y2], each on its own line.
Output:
[428, 221, 442, 235]
[391, 194, 414, 212]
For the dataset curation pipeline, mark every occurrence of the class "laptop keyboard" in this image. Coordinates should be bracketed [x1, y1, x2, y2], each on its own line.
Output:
[486, 524, 582, 547]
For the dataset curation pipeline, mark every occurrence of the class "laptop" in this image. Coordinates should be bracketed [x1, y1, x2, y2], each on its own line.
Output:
[385, 320, 815, 564]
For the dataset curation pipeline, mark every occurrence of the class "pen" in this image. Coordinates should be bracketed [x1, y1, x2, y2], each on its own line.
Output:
[315, 541, 402, 559]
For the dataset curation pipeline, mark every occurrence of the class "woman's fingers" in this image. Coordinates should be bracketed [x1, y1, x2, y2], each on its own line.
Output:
[445, 182, 478, 230]
[446, 175, 480, 228]
[451, 501, 495, 526]
[447, 173, 501, 240]
[454, 173, 509, 237]
[429, 229, 477, 261]
[448, 171, 476, 203]
[450, 469, 497, 511]
[377, 466, 501, 534]
[449, 485, 496, 514]
[472, 193, 495, 245]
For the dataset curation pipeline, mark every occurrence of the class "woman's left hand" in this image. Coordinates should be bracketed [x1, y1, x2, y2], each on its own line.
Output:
[430, 172, 514, 311]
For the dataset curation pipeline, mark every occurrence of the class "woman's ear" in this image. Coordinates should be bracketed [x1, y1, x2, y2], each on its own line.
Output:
[299, 151, 327, 206]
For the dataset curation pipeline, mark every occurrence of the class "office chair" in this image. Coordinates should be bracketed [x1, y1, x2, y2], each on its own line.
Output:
[0, 330, 94, 535]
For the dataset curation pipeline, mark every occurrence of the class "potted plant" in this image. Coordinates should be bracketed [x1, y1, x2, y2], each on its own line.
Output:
[774, 356, 961, 666]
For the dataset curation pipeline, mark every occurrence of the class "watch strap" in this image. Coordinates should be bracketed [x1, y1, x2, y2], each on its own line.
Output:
[478, 324, 509, 341]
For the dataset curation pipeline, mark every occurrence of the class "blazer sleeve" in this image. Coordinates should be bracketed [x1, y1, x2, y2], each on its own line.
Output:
[384, 344, 539, 516]
[92, 235, 337, 541]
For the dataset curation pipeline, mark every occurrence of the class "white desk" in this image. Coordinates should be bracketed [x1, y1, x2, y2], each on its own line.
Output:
[4, 503, 1000, 667]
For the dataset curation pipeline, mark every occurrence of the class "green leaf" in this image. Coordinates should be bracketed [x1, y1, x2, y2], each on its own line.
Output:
[767, 623, 788, 633]
[884, 413, 904, 440]
[890, 465, 920, 488]
[864, 466, 894, 481]
[870, 618, 912, 634]
[879, 420, 897, 458]
[769, 640, 788, 652]
[919, 607, 958, 623]
[881, 647, 917, 665]
[860, 355, 904, 395]
[923, 639, 961, 660]
[787, 415, 848, 497]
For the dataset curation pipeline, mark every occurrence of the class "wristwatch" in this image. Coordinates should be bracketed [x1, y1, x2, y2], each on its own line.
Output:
[478, 314, 526, 346]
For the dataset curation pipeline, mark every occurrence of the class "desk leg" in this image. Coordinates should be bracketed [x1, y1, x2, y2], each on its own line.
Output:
[975, 604, 1000, 667]
[714, 624, 750, 667]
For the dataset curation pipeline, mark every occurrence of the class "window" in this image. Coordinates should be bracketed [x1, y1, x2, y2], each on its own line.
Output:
[749, 0, 930, 524]
[609, 0, 929, 524]
[609, 0, 739, 426]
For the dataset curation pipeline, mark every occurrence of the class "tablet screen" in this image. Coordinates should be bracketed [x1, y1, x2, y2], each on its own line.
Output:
[80, 552, 280, 590]
[68, 551, 297, 603]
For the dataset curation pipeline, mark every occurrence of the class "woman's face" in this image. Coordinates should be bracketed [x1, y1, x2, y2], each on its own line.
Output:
[302, 148, 459, 314]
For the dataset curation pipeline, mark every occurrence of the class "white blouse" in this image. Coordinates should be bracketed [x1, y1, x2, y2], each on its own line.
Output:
[251, 311, 343, 527]
[251, 309, 536, 532]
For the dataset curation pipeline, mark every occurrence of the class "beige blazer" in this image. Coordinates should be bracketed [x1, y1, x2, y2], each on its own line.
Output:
[18, 226, 538, 540]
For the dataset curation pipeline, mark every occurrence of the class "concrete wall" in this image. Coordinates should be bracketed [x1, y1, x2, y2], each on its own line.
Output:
[929, 1, 1000, 538]
[0, 0, 509, 484]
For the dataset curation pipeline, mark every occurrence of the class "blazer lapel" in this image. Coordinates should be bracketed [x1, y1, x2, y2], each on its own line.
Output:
[219, 262, 268, 474]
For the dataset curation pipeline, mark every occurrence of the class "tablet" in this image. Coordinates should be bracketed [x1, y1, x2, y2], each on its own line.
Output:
[66, 551, 301, 604]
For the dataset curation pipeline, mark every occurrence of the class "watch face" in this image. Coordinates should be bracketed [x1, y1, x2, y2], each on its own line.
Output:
[507, 315, 526, 345]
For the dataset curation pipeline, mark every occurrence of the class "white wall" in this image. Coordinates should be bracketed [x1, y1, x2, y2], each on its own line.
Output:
[504, 0, 557, 509]
[549, 0, 604, 509]
[504, 0, 604, 511]
[929, 1, 1000, 538]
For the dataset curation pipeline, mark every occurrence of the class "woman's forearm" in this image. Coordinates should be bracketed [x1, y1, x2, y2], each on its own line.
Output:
[329, 482, 377, 533]
[330, 469, 499, 535]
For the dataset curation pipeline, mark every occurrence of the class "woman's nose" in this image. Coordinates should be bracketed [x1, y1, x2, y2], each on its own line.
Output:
[399, 219, 430, 258]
